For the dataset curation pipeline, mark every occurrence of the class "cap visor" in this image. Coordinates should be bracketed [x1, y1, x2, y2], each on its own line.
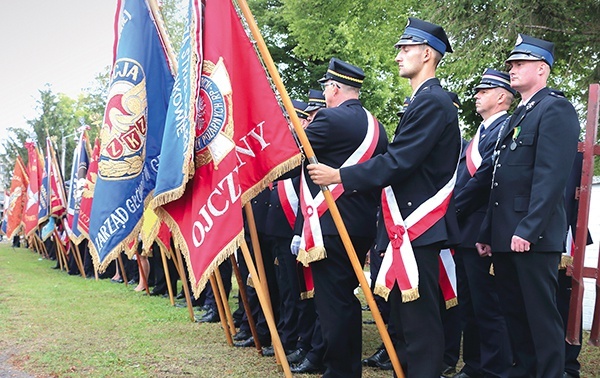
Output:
[473, 83, 498, 91]
[505, 52, 543, 63]
[304, 105, 323, 112]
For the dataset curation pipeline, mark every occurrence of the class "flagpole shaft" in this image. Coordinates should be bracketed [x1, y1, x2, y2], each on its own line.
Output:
[147, 0, 178, 75]
[229, 253, 262, 353]
[172, 245, 197, 322]
[159, 245, 175, 306]
[243, 204, 273, 311]
[209, 274, 234, 345]
[235, 1, 404, 376]
[240, 240, 292, 377]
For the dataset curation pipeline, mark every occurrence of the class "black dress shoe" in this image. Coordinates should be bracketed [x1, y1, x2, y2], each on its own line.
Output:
[441, 363, 456, 377]
[452, 371, 473, 378]
[378, 360, 392, 371]
[127, 279, 137, 285]
[563, 372, 579, 378]
[362, 347, 388, 367]
[199, 308, 219, 323]
[290, 357, 324, 374]
[233, 330, 251, 341]
[110, 278, 124, 283]
[149, 290, 165, 296]
[234, 336, 255, 348]
[262, 345, 274, 357]
[176, 292, 185, 300]
[286, 347, 308, 364]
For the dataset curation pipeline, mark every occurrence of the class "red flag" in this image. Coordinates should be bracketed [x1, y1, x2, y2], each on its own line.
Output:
[48, 139, 67, 217]
[6, 157, 29, 239]
[160, 0, 301, 297]
[23, 142, 41, 237]
[78, 138, 100, 240]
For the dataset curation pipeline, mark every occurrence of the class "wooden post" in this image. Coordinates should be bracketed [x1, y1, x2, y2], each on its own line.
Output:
[230, 253, 261, 353]
[567, 83, 600, 345]
[235, 0, 404, 375]
[117, 254, 129, 286]
[72, 242, 86, 278]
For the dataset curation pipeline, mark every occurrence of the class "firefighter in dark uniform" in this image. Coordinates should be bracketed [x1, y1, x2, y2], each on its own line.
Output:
[452, 69, 515, 378]
[297, 57, 388, 377]
[308, 18, 461, 377]
[476, 34, 580, 377]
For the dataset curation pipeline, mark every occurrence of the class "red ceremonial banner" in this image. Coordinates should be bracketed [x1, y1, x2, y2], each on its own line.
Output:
[78, 138, 100, 240]
[161, 0, 301, 298]
[23, 142, 40, 237]
[6, 157, 29, 239]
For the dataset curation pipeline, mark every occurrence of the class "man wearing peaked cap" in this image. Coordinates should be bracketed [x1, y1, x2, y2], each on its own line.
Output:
[308, 18, 461, 377]
[304, 89, 327, 113]
[452, 68, 514, 378]
[291, 58, 388, 376]
[318, 57, 365, 88]
[395, 17, 453, 56]
[292, 99, 310, 120]
[477, 34, 579, 377]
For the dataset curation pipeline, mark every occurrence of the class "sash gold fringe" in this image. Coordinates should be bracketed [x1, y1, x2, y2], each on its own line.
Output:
[445, 297, 458, 309]
[241, 154, 302, 205]
[296, 246, 327, 267]
[401, 287, 420, 303]
[374, 284, 391, 301]
[300, 289, 315, 300]
[559, 254, 573, 270]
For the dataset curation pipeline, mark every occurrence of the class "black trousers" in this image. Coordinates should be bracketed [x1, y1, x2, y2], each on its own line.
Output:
[311, 235, 372, 378]
[456, 247, 512, 377]
[389, 242, 444, 378]
[493, 252, 564, 378]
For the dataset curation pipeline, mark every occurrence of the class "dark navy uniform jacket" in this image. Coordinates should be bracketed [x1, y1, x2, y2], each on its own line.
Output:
[297, 98, 388, 239]
[265, 178, 299, 239]
[455, 113, 509, 248]
[478, 88, 579, 252]
[340, 78, 461, 249]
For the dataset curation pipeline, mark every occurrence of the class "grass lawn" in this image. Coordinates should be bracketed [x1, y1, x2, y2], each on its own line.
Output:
[0, 243, 598, 377]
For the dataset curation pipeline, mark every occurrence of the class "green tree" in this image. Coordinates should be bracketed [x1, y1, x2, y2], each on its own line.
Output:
[248, 0, 415, 135]
[418, 0, 600, 135]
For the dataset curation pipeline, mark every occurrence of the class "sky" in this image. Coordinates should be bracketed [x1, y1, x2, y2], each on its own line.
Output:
[0, 1, 116, 142]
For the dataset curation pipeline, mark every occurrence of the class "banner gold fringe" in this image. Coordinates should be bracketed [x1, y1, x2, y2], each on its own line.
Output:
[296, 246, 326, 267]
[241, 154, 302, 206]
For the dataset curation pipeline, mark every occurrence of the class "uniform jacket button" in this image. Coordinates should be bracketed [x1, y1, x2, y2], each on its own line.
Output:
[494, 182, 499, 187]
[494, 202, 499, 206]
[407, 202, 412, 207]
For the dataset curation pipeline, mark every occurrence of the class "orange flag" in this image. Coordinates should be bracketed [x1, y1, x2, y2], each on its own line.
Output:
[6, 157, 29, 239]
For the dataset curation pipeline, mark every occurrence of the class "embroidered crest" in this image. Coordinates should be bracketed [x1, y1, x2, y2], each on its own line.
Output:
[99, 58, 147, 180]
[195, 57, 235, 167]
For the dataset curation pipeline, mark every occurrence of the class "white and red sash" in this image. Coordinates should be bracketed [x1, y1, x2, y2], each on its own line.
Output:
[276, 178, 315, 298]
[375, 169, 457, 302]
[465, 126, 482, 176]
[297, 108, 380, 266]
[277, 179, 299, 229]
[439, 248, 457, 309]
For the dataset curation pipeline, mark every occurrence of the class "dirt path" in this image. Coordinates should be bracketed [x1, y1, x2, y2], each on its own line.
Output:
[0, 352, 34, 378]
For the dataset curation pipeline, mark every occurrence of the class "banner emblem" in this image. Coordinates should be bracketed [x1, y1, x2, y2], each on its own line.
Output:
[195, 58, 234, 167]
[100, 58, 147, 180]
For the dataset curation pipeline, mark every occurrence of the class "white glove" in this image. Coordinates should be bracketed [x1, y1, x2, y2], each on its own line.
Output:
[290, 235, 301, 256]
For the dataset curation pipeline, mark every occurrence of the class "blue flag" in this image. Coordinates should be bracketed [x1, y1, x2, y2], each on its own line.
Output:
[151, 0, 201, 208]
[89, 0, 175, 271]
[66, 130, 90, 244]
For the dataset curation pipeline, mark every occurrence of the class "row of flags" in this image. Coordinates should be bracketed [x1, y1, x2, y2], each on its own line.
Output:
[5, 0, 301, 299]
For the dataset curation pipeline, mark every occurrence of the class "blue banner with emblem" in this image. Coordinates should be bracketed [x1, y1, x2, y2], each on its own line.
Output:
[66, 130, 90, 244]
[151, 0, 201, 209]
[89, 0, 175, 271]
